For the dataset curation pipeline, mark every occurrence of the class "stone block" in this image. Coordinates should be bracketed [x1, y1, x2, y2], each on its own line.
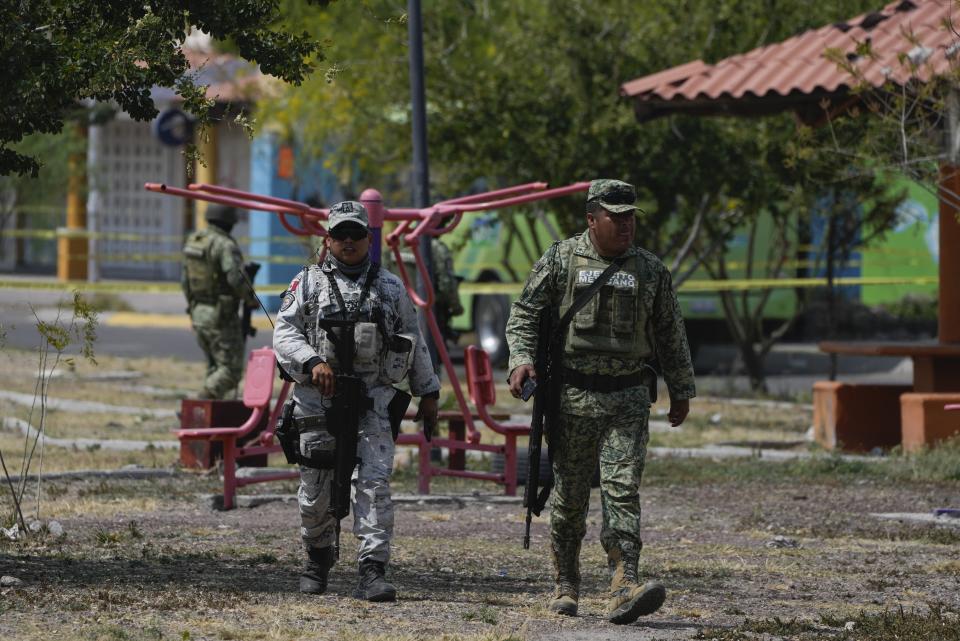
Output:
[899, 393, 960, 452]
[812, 382, 911, 451]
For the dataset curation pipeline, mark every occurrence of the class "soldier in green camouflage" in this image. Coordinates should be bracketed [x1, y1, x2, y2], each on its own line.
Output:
[382, 234, 464, 363]
[430, 237, 464, 333]
[181, 204, 257, 399]
[505, 179, 696, 624]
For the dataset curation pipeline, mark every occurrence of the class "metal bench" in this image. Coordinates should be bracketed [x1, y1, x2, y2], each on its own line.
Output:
[177, 347, 294, 509]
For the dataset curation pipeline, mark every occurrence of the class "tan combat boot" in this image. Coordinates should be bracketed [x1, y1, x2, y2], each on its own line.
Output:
[606, 543, 666, 625]
[548, 539, 581, 616]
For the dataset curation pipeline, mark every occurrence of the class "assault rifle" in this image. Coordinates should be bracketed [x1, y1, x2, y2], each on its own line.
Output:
[523, 309, 559, 549]
[241, 262, 261, 339]
[317, 318, 373, 559]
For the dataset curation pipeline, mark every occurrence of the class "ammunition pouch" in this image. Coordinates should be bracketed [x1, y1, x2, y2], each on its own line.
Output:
[292, 415, 338, 469]
[275, 403, 337, 469]
[380, 333, 416, 384]
[387, 388, 412, 441]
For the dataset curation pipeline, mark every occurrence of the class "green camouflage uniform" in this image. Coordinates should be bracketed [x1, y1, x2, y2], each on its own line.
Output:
[383, 239, 462, 319]
[181, 225, 256, 399]
[430, 239, 464, 320]
[505, 228, 695, 577]
[383, 238, 463, 377]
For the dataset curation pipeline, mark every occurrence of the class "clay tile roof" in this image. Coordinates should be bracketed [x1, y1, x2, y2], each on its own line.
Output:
[150, 48, 266, 107]
[621, 0, 958, 123]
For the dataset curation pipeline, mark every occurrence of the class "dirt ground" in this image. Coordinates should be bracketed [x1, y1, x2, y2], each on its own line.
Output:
[2, 463, 959, 641]
[2, 347, 960, 640]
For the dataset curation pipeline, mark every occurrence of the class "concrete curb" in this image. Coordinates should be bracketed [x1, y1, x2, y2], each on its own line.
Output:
[6, 467, 178, 484]
[0, 390, 176, 418]
[2, 417, 180, 452]
[871, 512, 960, 528]
[199, 492, 524, 510]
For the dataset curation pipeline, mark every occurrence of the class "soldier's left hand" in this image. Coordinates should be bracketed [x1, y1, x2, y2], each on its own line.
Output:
[417, 396, 439, 435]
[668, 399, 689, 427]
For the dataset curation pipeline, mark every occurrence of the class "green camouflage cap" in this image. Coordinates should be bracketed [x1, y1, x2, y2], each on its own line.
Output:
[587, 179, 638, 214]
[327, 200, 369, 229]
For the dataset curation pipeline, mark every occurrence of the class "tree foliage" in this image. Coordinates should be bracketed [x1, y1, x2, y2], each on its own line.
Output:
[1, 0, 332, 178]
[265, 0, 904, 390]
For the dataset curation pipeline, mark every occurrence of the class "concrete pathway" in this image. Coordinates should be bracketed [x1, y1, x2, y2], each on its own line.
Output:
[1, 417, 179, 452]
[0, 390, 175, 418]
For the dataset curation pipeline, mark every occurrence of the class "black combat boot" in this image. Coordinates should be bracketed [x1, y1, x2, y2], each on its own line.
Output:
[299, 546, 335, 594]
[354, 560, 397, 602]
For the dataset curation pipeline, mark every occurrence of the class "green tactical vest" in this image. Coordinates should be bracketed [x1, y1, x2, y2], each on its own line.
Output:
[559, 250, 651, 359]
[182, 230, 230, 305]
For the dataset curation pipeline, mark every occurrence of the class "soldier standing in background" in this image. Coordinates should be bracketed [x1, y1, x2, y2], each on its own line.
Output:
[505, 179, 696, 624]
[430, 237, 464, 342]
[273, 200, 440, 601]
[383, 236, 464, 341]
[181, 204, 257, 399]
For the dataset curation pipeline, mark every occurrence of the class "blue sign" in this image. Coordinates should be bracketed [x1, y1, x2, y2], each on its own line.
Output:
[153, 109, 193, 147]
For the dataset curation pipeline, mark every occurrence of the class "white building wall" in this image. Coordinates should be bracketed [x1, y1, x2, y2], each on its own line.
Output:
[92, 117, 252, 281]
[216, 123, 253, 245]
[95, 118, 185, 280]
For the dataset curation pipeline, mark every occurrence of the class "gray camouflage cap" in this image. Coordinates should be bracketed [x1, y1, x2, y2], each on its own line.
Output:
[327, 200, 369, 229]
[587, 179, 638, 214]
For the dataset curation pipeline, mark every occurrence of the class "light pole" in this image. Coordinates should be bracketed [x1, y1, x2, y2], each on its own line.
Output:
[408, 0, 438, 367]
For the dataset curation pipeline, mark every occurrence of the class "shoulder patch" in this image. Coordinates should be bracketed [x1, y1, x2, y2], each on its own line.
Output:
[280, 291, 295, 312]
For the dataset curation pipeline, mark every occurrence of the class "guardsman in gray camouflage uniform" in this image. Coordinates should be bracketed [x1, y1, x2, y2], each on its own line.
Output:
[181, 204, 257, 399]
[505, 179, 696, 624]
[273, 201, 440, 601]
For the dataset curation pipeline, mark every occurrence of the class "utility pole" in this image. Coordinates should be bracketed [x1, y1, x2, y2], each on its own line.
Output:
[408, 0, 438, 366]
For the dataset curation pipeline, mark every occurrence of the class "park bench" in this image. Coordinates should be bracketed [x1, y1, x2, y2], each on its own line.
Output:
[176, 346, 531, 507]
[395, 345, 530, 495]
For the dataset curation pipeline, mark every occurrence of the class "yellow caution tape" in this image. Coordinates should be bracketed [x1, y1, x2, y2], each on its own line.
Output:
[0, 279, 287, 295]
[461, 275, 938, 296]
[3, 228, 313, 244]
[54, 253, 312, 265]
[0, 275, 938, 297]
[104, 312, 275, 330]
[678, 275, 939, 292]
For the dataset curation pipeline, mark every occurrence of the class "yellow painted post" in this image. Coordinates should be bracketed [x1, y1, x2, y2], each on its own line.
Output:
[193, 124, 218, 231]
[57, 122, 88, 281]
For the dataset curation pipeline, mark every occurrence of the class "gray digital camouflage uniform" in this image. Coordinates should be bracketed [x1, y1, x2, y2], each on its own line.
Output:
[181, 224, 256, 399]
[273, 258, 439, 565]
[505, 230, 695, 586]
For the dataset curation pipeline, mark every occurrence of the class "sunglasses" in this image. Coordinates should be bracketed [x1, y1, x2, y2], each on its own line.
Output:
[328, 227, 368, 241]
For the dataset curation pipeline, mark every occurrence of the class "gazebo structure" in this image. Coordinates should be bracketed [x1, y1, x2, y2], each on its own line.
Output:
[621, 0, 960, 451]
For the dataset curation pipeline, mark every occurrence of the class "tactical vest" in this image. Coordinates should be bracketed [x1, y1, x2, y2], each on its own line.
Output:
[306, 265, 416, 384]
[182, 230, 231, 305]
[559, 250, 651, 359]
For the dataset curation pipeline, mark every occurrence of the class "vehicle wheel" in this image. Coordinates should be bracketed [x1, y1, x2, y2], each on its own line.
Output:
[492, 446, 553, 485]
[491, 448, 599, 488]
[474, 293, 511, 367]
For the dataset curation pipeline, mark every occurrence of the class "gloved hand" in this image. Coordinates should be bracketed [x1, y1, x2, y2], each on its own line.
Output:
[415, 396, 439, 441]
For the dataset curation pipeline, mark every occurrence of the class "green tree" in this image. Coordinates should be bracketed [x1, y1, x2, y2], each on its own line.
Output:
[1, 0, 332, 178]
[266, 0, 895, 390]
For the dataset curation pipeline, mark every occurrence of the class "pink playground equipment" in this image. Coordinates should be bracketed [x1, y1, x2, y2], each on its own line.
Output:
[146, 180, 589, 508]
